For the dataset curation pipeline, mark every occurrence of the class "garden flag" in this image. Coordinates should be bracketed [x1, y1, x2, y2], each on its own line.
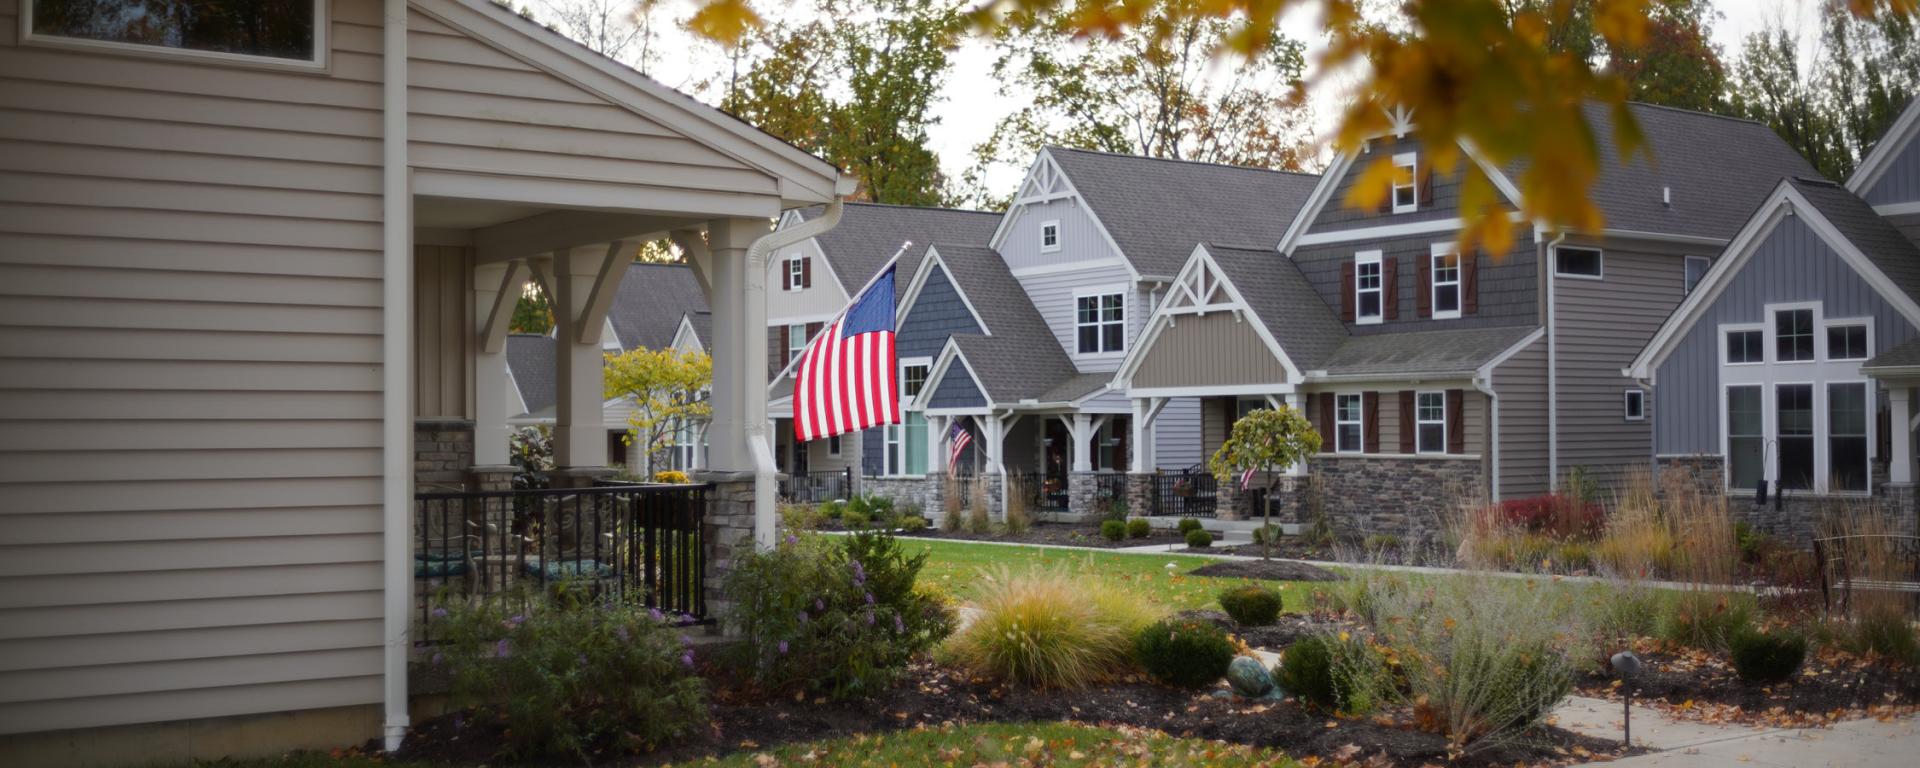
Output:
[793, 265, 900, 442]
[946, 420, 972, 478]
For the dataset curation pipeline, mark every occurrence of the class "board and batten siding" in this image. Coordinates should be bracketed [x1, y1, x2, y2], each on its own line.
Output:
[1553, 241, 1693, 490]
[997, 196, 1118, 272]
[0, 1, 387, 736]
[1863, 133, 1920, 207]
[1131, 312, 1288, 389]
[1492, 333, 1550, 497]
[415, 245, 474, 420]
[1654, 215, 1920, 454]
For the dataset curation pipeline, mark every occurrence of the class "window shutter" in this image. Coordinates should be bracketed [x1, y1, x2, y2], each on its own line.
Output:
[1399, 390, 1415, 453]
[1340, 261, 1356, 322]
[1416, 253, 1432, 318]
[806, 322, 823, 345]
[1462, 252, 1479, 314]
[781, 260, 792, 291]
[801, 257, 813, 288]
[1446, 389, 1465, 454]
[1363, 391, 1380, 453]
[1419, 167, 1434, 209]
[1317, 393, 1334, 444]
[778, 325, 790, 366]
[1383, 256, 1399, 320]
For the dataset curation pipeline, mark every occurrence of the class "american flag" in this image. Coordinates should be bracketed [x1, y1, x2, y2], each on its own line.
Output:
[946, 420, 972, 478]
[1239, 466, 1258, 490]
[793, 266, 900, 442]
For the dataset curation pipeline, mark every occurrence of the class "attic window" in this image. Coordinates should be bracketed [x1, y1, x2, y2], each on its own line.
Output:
[1040, 220, 1061, 252]
[25, 0, 326, 68]
[1391, 153, 1418, 213]
[1555, 248, 1603, 279]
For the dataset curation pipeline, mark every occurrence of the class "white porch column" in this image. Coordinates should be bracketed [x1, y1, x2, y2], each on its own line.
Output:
[928, 414, 949, 475]
[1890, 385, 1914, 484]
[550, 246, 612, 470]
[471, 261, 520, 468]
[1069, 414, 1092, 473]
[703, 219, 764, 473]
[982, 415, 1006, 473]
[1130, 397, 1165, 472]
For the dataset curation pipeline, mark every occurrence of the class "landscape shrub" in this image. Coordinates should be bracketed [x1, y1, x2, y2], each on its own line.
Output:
[436, 592, 705, 759]
[948, 567, 1160, 688]
[1845, 606, 1920, 666]
[1251, 524, 1283, 545]
[897, 515, 928, 532]
[1126, 519, 1152, 539]
[1005, 494, 1033, 535]
[722, 531, 955, 700]
[1497, 494, 1604, 538]
[1276, 633, 1390, 714]
[1657, 591, 1755, 651]
[821, 499, 847, 521]
[1134, 618, 1237, 688]
[1729, 627, 1807, 683]
[840, 507, 871, 529]
[1218, 584, 1282, 626]
[780, 503, 827, 532]
[1185, 528, 1214, 548]
[1362, 533, 1401, 551]
[1100, 519, 1126, 542]
[965, 504, 992, 534]
[1278, 634, 1340, 709]
[1177, 517, 1204, 535]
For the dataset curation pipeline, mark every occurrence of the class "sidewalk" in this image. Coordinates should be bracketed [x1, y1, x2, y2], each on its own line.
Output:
[1555, 694, 1920, 767]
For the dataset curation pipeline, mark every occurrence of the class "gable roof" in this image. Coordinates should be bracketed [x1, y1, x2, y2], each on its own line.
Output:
[1848, 95, 1920, 198]
[1045, 148, 1321, 277]
[795, 203, 1001, 296]
[506, 333, 556, 417]
[922, 244, 1080, 404]
[607, 263, 707, 351]
[1204, 243, 1348, 372]
[1790, 177, 1920, 301]
[681, 311, 711, 349]
[1316, 326, 1539, 379]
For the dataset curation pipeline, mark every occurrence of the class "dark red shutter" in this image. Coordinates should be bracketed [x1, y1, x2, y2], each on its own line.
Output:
[1318, 393, 1334, 445]
[801, 256, 813, 288]
[781, 260, 792, 291]
[778, 325, 790, 366]
[1416, 253, 1432, 318]
[1399, 390, 1415, 453]
[1462, 252, 1479, 315]
[1340, 261, 1356, 322]
[806, 322, 823, 346]
[1446, 389, 1465, 454]
[1363, 391, 1380, 453]
[1419, 167, 1433, 209]
[1383, 256, 1400, 320]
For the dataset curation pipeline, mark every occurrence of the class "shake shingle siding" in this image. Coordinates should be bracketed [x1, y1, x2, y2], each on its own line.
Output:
[1306, 135, 1474, 234]
[929, 365, 987, 409]
[898, 266, 983, 360]
[1291, 236, 1538, 335]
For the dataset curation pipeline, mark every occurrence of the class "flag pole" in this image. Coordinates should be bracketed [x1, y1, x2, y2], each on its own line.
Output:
[768, 239, 913, 383]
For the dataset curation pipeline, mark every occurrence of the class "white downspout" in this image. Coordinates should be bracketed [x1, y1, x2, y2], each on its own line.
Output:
[1544, 233, 1564, 492]
[1474, 375, 1499, 501]
[744, 200, 844, 551]
[380, 0, 411, 752]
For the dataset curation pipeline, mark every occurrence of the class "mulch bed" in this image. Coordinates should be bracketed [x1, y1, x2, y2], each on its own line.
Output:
[1189, 559, 1345, 582]
[1575, 646, 1920, 726]
[395, 660, 1633, 767]
[897, 522, 1187, 549]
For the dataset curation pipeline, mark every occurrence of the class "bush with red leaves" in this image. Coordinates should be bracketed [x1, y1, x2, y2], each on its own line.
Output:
[1497, 494, 1604, 538]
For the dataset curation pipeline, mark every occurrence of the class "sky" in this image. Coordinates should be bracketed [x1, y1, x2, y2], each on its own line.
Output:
[536, 0, 1829, 201]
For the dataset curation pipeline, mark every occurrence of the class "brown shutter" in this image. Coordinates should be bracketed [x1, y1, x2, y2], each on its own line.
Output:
[1462, 251, 1479, 315]
[1419, 167, 1434, 209]
[801, 256, 813, 288]
[778, 325, 790, 366]
[1363, 391, 1380, 453]
[1340, 260, 1356, 321]
[1383, 256, 1400, 320]
[1446, 389, 1465, 454]
[1318, 393, 1334, 445]
[806, 322, 823, 345]
[1416, 253, 1432, 318]
[781, 259, 792, 291]
[1399, 390, 1415, 453]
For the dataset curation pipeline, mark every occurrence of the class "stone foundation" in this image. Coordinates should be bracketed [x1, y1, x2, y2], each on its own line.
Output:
[414, 419, 475, 491]
[861, 476, 943, 522]
[1311, 455, 1482, 542]
[696, 473, 757, 623]
[468, 465, 516, 492]
[1126, 473, 1155, 518]
[1655, 454, 1920, 543]
[1655, 454, 1723, 501]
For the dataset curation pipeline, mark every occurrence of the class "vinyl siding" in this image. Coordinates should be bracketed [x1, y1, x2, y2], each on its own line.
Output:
[415, 245, 473, 420]
[1131, 312, 1289, 389]
[1889, 213, 1920, 247]
[929, 364, 987, 409]
[0, 1, 385, 735]
[1654, 215, 1920, 454]
[898, 265, 983, 360]
[1154, 397, 1203, 469]
[765, 239, 846, 324]
[1553, 241, 1690, 491]
[1306, 135, 1482, 234]
[1303, 386, 1487, 456]
[1292, 235, 1537, 335]
[997, 197, 1119, 272]
[1493, 334, 1550, 497]
[1864, 133, 1920, 207]
[1016, 263, 1142, 373]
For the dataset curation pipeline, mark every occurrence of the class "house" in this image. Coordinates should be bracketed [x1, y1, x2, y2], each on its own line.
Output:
[1631, 97, 1920, 539]
[0, 0, 847, 763]
[1115, 103, 1817, 539]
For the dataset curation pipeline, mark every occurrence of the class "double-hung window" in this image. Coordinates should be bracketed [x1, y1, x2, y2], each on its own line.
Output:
[1355, 251, 1383, 324]
[1076, 291, 1125, 355]
[1430, 247, 1461, 319]
[1391, 153, 1418, 213]
[786, 256, 807, 291]
[1726, 385, 1764, 491]
[1415, 391, 1446, 454]
[786, 324, 807, 367]
[1829, 382, 1870, 492]
[1776, 383, 1815, 490]
[25, 0, 326, 68]
[885, 361, 930, 476]
[1718, 304, 1875, 495]
[1335, 394, 1364, 453]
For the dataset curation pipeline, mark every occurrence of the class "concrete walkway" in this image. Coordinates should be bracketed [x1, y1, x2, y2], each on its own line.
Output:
[1577, 712, 1919, 767]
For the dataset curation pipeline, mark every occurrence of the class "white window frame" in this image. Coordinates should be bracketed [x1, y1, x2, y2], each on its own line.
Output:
[885, 357, 932, 477]
[19, 0, 330, 71]
[1684, 255, 1711, 294]
[1073, 285, 1127, 358]
[1716, 302, 1875, 495]
[1554, 246, 1604, 280]
[1354, 250, 1384, 325]
[1429, 243, 1461, 320]
[1721, 324, 1765, 366]
[1826, 321, 1871, 361]
[786, 255, 806, 292]
[1623, 389, 1646, 421]
[786, 323, 807, 372]
[1391, 152, 1418, 214]
[1040, 220, 1061, 252]
[1415, 390, 1446, 454]
[1334, 393, 1364, 454]
[827, 434, 842, 456]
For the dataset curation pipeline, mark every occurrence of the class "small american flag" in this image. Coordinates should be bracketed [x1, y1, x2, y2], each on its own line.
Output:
[946, 420, 972, 478]
[793, 266, 900, 442]
[1239, 466, 1258, 490]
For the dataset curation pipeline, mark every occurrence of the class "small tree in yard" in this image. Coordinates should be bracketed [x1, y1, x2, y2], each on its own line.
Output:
[604, 347, 711, 478]
[1208, 406, 1321, 560]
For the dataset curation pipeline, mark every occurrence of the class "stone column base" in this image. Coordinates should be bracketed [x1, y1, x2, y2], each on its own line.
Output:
[1217, 480, 1243, 521]
[1881, 482, 1918, 536]
[1126, 473, 1155, 518]
[468, 464, 517, 492]
[696, 473, 757, 627]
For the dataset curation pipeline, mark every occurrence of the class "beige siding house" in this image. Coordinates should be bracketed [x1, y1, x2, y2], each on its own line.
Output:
[0, 1, 846, 764]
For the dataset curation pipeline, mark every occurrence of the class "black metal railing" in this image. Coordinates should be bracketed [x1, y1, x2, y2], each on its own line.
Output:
[1007, 471, 1068, 512]
[780, 468, 854, 503]
[1094, 472, 1129, 506]
[413, 483, 709, 644]
[1149, 471, 1217, 518]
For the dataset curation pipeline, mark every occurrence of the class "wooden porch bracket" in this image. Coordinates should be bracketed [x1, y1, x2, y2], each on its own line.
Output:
[577, 240, 631, 345]
[478, 260, 524, 355]
[671, 229, 713, 296]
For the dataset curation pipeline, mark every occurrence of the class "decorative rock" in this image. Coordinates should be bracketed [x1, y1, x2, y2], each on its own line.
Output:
[1226, 655, 1279, 699]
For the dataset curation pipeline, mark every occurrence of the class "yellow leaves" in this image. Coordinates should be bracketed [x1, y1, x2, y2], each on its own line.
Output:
[686, 0, 763, 47]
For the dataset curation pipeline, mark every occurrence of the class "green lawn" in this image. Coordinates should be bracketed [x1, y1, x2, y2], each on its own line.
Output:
[906, 538, 1338, 613]
[665, 721, 1301, 767]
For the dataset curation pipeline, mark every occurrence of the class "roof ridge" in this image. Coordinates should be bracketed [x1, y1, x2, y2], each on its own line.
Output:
[1045, 145, 1321, 178]
[811, 201, 1002, 216]
[1790, 175, 1842, 187]
[1621, 100, 1769, 129]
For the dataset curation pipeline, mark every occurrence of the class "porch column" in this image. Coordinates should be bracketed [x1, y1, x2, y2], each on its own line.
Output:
[927, 415, 949, 475]
[1130, 397, 1165, 472]
[1890, 385, 1914, 484]
[983, 414, 1008, 519]
[1069, 413, 1093, 473]
[704, 218, 768, 474]
[471, 260, 521, 470]
[549, 246, 615, 476]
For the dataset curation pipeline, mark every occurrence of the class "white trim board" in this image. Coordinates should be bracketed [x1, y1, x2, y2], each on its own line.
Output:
[1848, 96, 1920, 196]
[989, 149, 1144, 282]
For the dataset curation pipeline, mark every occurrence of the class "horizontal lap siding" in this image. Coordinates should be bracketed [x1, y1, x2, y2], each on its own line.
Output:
[1154, 398, 1202, 469]
[1015, 263, 1138, 373]
[1494, 335, 1549, 497]
[1554, 245, 1686, 491]
[0, 3, 385, 736]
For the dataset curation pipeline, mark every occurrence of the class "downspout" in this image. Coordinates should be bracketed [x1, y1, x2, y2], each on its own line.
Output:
[1544, 232, 1565, 492]
[1474, 374, 1499, 501]
[380, 0, 411, 752]
[744, 199, 844, 551]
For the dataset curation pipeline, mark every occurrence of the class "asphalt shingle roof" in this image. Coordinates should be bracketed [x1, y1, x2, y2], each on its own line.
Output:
[1317, 326, 1536, 378]
[797, 203, 1001, 297]
[928, 244, 1080, 403]
[607, 263, 707, 352]
[1203, 243, 1348, 372]
[1788, 177, 1920, 307]
[1866, 337, 1920, 371]
[682, 311, 711, 349]
[506, 333, 556, 416]
[1046, 148, 1321, 277]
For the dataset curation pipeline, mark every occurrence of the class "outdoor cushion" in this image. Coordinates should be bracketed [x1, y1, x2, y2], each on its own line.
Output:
[414, 554, 471, 578]
[521, 558, 615, 580]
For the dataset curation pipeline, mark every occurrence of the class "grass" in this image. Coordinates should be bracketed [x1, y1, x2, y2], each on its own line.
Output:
[665, 721, 1303, 767]
[909, 538, 1333, 612]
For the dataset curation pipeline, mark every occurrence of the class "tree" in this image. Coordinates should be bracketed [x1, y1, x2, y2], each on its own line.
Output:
[508, 282, 554, 335]
[533, 0, 666, 72]
[1604, 0, 1728, 114]
[604, 347, 713, 478]
[1207, 406, 1322, 560]
[962, 0, 1314, 207]
[1821, 8, 1920, 178]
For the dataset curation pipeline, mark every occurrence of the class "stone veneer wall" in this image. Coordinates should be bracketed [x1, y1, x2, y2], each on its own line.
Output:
[1657, 454, 1920, 542]
[698, 475, 757, 622]
[415, 419, 474, 491]
[862, 476, 945, 523]
[1258, 456, 1482, 543]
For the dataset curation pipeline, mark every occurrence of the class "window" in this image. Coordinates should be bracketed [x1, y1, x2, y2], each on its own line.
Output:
[786, 323, 807, 367]
[1726, 330, 1764, 364]
[1828, 323, 1868, 360]
[1829, 382, 1870, 492]
[1075, 291, 1125, 355]
[1335, 394, 1364, 453]
[1684, 255, 1711, 294]
[827, 435, 842, 456]
[1431, 248, 1461, 319]
[1623, 389, 1645, 421]
[1776, 308, 1815, 362]
[885, 362, 931, 476]
[1555, 247, 1603, 278]
[1727, 386, 1764, 491]
[1776, 383, 1815, 490]
[1040, 220, 1061, 252]
[785, 256, 806, 291]
[1236, 397, 1267, 422]
[25, 0, 324, 67]
[1355, 251, 1383, 324]
[1415, 391, 1446, 454]
[1093, 417, 1129, 471]
[1391, 153, 1418, 213]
